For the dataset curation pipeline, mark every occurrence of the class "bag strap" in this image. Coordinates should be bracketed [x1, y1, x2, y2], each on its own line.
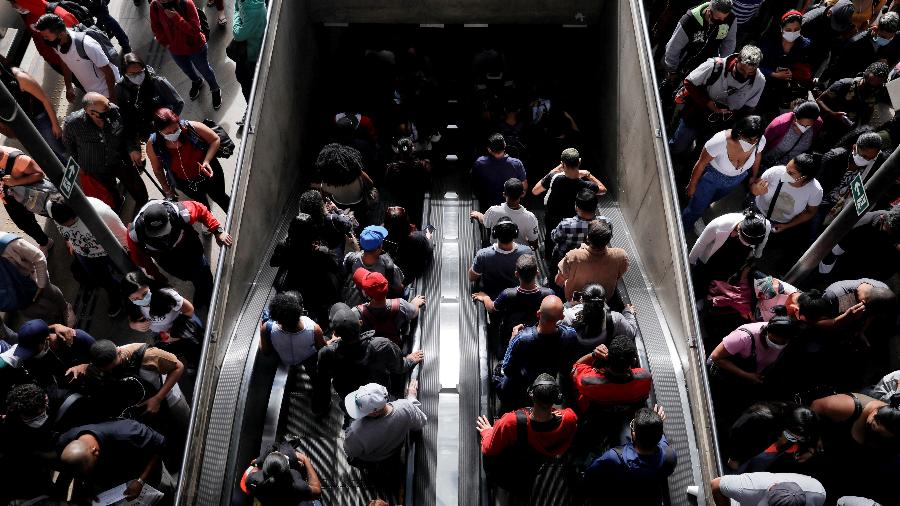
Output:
[612, 445, 626, 464]
[739, 327, 757, 363]
[0, 232, 19, 253]
[766, 180, 785, 220]
[389, 298, 400, 317]
[2, 149, 21, 176]
[706, 58, 725, 88]
[515, 409, 529, 448]
[72, 31, 88, 60]
[263, 321, 273, 339]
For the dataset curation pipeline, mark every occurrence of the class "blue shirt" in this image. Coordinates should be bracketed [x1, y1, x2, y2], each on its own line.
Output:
[471, 243, 532, 299]
[501, 323, 578, 389]
[471, 154, 527, 209]
[583, 436, 677, 505]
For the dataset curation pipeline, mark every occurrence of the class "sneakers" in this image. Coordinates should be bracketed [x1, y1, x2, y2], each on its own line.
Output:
[211, 89, 222, 110]
[686, 485, 699, 497]
[819, 252, 837, 274]
[693, 218, 706, 236]
[189, 80, 204, 100]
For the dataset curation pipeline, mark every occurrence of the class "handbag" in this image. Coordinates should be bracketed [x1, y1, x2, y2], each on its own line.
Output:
[200, 119, 236, 159]
[707, 327, 759, 385]
[1, 150, 61, 216]
[226, 38, 248, 63]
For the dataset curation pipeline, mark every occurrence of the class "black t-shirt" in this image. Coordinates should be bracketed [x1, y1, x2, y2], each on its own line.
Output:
[245, 443, 314, 506]
[390, 231, 433, 283]
[540, 173, 597, 227]
[493, 286, 556, 330]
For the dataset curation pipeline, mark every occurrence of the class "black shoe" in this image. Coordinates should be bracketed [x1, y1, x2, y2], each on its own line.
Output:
[211, 89, 222, 110]
[189, 80, 203, 100]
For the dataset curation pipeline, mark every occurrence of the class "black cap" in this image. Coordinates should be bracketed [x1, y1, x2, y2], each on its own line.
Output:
[329, 302, 360, 341]
[142, 202, 172, 238]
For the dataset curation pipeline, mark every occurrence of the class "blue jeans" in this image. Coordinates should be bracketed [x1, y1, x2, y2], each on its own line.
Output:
[31, 112, 66, 163]
[94, 5, 130, 49]
[669, 118, 700, 155]
[170, 44, 220, 91]
[682, 165, 749, 231]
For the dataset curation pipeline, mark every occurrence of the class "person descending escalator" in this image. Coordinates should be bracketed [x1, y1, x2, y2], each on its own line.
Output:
[239, 441, 323, 506]
[582, 405, 677, 506]
[350, 268, 425, 347]
[477, 374, 577, 500]
[469, 217, 532, 300]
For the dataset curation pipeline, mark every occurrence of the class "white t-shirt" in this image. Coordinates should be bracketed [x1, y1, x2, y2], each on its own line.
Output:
[53, 197, 127, 258]
[718, 472, 826, 505]
[754, 166, 823, 223]
[483, 202, 539, 243]
[704, 130, 767, 176]
[140, 288, 184, 333]
[56, 31, 120, 97]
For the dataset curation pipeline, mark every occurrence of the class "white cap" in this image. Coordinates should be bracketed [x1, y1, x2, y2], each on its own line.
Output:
[344, 383, 389, 419]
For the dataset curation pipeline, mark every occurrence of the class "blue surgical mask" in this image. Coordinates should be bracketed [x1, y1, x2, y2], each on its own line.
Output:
[874, 35, 892, 47]
[132, 290, 152, 307]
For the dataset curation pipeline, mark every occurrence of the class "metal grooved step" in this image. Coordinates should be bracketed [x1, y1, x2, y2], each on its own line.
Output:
[599, 201, 701, 505]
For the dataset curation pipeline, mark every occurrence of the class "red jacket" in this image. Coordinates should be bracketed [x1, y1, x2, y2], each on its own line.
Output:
[572, 363, 652, 413]
[19, 1, 79, 68]
[480, 408, 577, 458]
[126, 200, 221, 276]
[149, 0, 206, 56]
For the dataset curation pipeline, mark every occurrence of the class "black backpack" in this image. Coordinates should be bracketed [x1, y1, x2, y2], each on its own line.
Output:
[482, 409, 546, 490]
[46, 1, 95, 26]
[177, 0, 210, 40]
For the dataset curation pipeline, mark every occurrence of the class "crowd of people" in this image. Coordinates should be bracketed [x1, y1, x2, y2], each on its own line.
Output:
[649, 0, 900, 503]
[0, 0, 266, 503]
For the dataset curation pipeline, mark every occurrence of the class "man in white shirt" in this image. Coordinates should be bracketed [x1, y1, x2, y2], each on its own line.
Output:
[471, 178, 539, 249]
[35, 14, 120, 101]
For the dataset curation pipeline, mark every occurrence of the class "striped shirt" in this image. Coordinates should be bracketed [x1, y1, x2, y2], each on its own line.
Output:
[732, 0, 764, 24]
[62, 107, 139, 176]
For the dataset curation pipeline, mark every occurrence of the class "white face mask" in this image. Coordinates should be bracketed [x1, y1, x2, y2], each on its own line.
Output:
[780, 171, 797, 184]
[782, 30, 802, 42]
[794, 121, 810, 133]
[852, 149, 873, 167]
[126, 72, 145, 86]
[132, 290, 152, 307]
[161, 129, 181, 142]
[766, 336, 787, 350]
[23, 412, 48, 429]
[739, 139, 755, 152]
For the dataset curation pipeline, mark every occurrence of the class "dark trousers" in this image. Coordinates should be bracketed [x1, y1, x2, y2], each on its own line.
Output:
[91, 162, 149, 211]
[172, 158, 230, 212]
[4, 198, 49, 246]
[153, 235, 213, 318]
[76, 254, 122, 306]
[234, 58, 255, 100]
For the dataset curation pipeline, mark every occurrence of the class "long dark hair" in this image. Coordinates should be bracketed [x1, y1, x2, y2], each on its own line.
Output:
[574, 284, 607, 338]
[121, 270, 179, 318]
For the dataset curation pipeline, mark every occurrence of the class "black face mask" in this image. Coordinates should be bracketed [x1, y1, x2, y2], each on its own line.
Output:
[44, 38, 60, 48]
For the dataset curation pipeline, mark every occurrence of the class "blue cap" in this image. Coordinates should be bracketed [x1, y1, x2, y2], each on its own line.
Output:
[14, 319, 50, 361]
[359, 225, 388, 251]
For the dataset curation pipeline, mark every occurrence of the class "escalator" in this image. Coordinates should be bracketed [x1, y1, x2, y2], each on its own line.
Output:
[177, 1, 721, 504]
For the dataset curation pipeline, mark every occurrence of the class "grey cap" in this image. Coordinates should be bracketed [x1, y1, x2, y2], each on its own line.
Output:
[829, 0, 855, 32]
[763, 482, 806, 506]
[329, 302, 360, 341]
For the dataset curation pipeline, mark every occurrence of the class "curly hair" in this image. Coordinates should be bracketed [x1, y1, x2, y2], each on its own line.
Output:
[268, 291, 304, 326]
[5, 383, 46, 417]
[315, 143, 364, 186]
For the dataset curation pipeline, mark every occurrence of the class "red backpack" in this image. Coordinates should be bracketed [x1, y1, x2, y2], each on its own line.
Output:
[356, 299, 402, 344]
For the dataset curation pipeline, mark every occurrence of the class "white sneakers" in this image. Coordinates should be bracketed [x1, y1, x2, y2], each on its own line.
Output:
[686, 485, 699, 497]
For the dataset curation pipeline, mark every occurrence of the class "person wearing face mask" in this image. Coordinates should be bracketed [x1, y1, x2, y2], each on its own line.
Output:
[817, 62, 891, 144]
[663, 0, 737, 84]
[762, 101, 823, 169]
[0, 383, 60, 502]
[756, 11, 813, 116]
[115, 53, 184, 140]
[34, 13, 120, 102]
[147, 107, 230, 211]
[750, 154, 823, 271]
[682, 115, 766, 234]
[150, 0, 222, 110]
[801, 0, 858, 72]
[689, 209, 771, 297]
[812, 131, 885, 237]
[821, 12, 900, 89]
[62, 92, 148, 211]
[670, 45, 766, 157]
[119, 270, 200, 341]
[736, 407, 822, 474]
[9, 0, 79, 77]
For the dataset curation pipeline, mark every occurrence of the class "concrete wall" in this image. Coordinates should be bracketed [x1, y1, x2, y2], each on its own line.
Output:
[308, 0, 601, 25]
[178, 0, 318, 503]
[615, 0, 720, 493]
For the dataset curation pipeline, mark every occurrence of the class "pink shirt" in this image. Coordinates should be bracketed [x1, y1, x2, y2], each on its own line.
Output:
[721, 322, 784, 373]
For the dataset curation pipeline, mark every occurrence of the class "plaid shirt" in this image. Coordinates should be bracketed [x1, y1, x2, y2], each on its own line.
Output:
[63, 107, 139, 176]
[550, 214, 610, 260]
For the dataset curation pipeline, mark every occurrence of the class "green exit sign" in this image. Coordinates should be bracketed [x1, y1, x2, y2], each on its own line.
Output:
[60, 157, 80, 199]
[850, 172, 869, 216]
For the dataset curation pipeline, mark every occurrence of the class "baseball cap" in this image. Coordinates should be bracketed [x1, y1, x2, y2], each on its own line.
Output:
[142, 202, 172, 238]
[359, 225, 389, 251]
[329, 302, 360, 341]
[13, 320, 51, 361]
[763, 482, 806, 506]
[352, 267, 389, 300]
[344, 383, 389, 419]
[829, 0, 855, 32]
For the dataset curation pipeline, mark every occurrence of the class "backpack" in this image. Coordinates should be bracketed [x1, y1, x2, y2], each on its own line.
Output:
[72, 24, 119, 66]
[176, 0, 210, 40]
[1, 150, 61, 217]
[356, 299, 402, 342]
[0, 233, 39, 311]
[482, 409, 545, 491]
[46, 1, 95, 26]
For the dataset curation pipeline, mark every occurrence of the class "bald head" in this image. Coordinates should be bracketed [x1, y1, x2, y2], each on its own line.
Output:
[538, 295, 564, 324]
[81, 92, 107, 110]
[61, 437, 99, 475]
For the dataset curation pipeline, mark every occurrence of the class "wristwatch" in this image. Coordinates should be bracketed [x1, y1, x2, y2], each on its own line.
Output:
[213, 226, 225, 235]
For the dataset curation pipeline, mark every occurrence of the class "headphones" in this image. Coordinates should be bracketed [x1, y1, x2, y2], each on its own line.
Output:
[491, 219, 519, 241]
[527, 378, 563, 404]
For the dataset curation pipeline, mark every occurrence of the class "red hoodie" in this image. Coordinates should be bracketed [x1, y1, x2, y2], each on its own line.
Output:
[480, 408, 577, 458]
[149, 0, 206, 56]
